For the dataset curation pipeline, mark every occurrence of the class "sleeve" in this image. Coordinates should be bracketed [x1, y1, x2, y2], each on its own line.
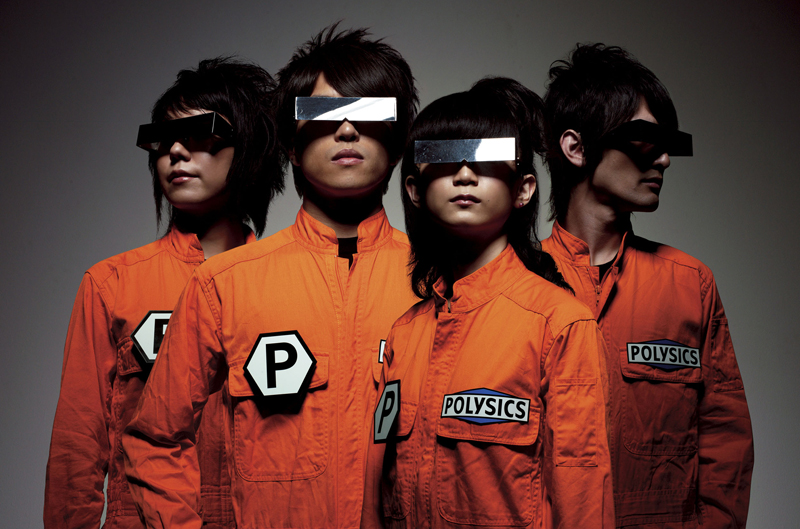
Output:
[542, 318, 615, 529]
[122, 272, 226, 529]
[696, 278, 754, 528]
[44, 273, 116, 529]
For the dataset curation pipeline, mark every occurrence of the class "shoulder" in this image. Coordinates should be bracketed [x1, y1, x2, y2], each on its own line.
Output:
[628, 235, 716, 290]
[504, 271, 595, 334]
[85, 239, 166, 286]
[196, 226, 297, 280]
[391, 298, 435, 329]
[389, 228, 411, 248]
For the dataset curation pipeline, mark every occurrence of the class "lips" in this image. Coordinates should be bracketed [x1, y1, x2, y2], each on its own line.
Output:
[168, 169, 196, 183]
[642, 176, 663, 189]
[332, 149, 364, 165]
[451, 194, 481, 205]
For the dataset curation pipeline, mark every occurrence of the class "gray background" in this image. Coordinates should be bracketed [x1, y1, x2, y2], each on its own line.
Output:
[2, 0, 798, 526]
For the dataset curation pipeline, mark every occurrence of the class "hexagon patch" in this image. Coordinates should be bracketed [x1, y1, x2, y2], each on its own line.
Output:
[243, 331, 316, 397]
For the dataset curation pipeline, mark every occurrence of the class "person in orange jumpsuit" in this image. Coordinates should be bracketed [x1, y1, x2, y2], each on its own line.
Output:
[122, 26, 419, 528]
[540, 44, 754, 528]
[44, 58, 284, 529]
[362, 77, 614, 529]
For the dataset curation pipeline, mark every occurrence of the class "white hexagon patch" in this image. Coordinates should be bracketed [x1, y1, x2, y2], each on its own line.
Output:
[244, 331, 316, 397]
[131, 310, 172, 365]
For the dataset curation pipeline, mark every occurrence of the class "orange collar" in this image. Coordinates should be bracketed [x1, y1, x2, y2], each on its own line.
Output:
[292, 207, 394, 254]
[433, 244, 527, 313]
[163, 225, 256, 263]
[548, 221, 630, 270]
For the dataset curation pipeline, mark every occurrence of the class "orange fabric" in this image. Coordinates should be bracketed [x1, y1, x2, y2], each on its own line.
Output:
[122, 208, 418, 529]
[542, 222, 754, 528]
[363, 245, 614, 529]
[45, 227, 253, 529]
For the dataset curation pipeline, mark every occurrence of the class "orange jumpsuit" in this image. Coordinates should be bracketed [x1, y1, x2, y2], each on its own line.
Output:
[45, 227, 253, 529]
[542, 222, 754, 528]
[122, 208, 419, 529]
[363, 245, 614, 529]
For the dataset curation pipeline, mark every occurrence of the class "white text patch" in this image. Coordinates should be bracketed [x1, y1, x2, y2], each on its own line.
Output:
[441, 388, 529, 425]
[627, 339, 700, 370]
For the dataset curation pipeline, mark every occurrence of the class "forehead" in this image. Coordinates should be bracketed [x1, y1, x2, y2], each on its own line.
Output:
[165, 108, 233, 128]
[166, 107, 210, 120]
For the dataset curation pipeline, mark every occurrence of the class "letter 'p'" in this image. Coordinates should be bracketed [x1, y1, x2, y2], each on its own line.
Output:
[243, 331, 316, 397]
[266, 342, 298, 388]
[374, 381, 400, 443]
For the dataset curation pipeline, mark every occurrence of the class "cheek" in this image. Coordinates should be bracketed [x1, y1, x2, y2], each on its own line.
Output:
[298, 138, 325, 168]
[376, 143, 391, 165]
[361, 136, 391, 166]
[218, 148, 235, 172]
[600, 151, 634, 174]
[208, 151, 234, 185]
[156, 155, 171, 185]
[423, 179, 449, 207]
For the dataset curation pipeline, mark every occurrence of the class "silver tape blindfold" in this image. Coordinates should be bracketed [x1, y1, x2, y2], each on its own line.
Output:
[295, 97, 397, 121]
[414, 138, 516, 164]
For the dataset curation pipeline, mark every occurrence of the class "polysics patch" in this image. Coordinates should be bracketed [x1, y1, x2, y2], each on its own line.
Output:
[441, 388, 529, 425]
[627, 339, 700, 370]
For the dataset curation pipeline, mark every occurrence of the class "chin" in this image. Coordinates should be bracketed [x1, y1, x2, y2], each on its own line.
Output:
[311, 177, 389, 200]
[639, 201, 660, 212]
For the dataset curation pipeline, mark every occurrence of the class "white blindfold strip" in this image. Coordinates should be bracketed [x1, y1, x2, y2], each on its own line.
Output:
[295, 97, 397, 121]
[414, 138, 516, 164]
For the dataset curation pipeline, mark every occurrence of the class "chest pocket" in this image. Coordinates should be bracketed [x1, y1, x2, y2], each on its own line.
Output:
[434, 407, 541, 527]
[227, 353, 329, 481]
[381, 399, 418, 521]
[619, 349, 702, 455]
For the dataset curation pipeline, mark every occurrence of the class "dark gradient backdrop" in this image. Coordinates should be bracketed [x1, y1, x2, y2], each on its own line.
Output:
[2, 0, 798, 526]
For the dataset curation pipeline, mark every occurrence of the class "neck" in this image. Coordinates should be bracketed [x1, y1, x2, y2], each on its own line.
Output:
[301, 188, 383, 238]
[173, 212, 246, 259]
[450, 234, 508, 282]
[562, 188, 629, 266]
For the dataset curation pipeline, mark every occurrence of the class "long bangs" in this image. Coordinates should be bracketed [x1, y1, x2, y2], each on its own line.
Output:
[151, 82, 232, 124]
[411, 92, 517, 144]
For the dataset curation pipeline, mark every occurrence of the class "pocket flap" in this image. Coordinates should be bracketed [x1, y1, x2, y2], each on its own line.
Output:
[372, 357, 383, 384]
[229, 353, 329, 397]
[396, 400, 418, 437]
[437, 403, 540, 446]
[117, 338, 144, 376]
[620, 348, 702, 384]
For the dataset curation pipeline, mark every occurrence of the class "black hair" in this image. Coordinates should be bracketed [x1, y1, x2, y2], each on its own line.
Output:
[544, 43, 679, 222]
[401, 77, 572, 299]
[274, 23, 418, 196]
[149, 56, 284, 236]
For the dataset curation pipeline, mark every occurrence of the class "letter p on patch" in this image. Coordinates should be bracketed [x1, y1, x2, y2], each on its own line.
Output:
[244, 331, 316, 397]
[374, 381, 400, 443]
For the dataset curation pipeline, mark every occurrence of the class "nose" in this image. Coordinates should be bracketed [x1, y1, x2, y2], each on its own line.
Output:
[169, 140, 191, 163]
[453, 162, 478, 185]
[654, 151, 670, 171]
[335, 119, 359, 142]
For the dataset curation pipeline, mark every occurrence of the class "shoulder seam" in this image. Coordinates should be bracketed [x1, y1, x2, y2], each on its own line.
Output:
[198, 235, 297, 288]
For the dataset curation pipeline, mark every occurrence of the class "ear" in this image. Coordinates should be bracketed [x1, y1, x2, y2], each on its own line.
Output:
[514, 174, 537, 208]
[404, 174, 422, 208]
[560, 129, 586, 168]
[288, 146, 300, 167]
